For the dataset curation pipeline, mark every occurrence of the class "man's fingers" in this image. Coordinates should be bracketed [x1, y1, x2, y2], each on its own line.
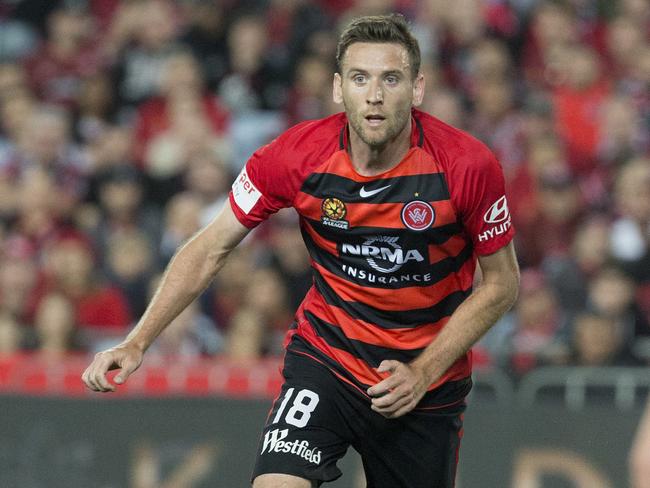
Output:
[115, 359, 138, 384]
[82, 354, 118, 392]
[372, 392, 411, 414]
[89, 363, 115, 392]
[367, 374, 401, 397]
[368, 361, 408, 397]
[377, 360, 399, 374]
[390, 400, 417, 418]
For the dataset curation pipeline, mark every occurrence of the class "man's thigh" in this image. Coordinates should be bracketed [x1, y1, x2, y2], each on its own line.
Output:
[252, 353, 354, 485]
[355, 407, 465, 488]
[253, 473, 316, 488]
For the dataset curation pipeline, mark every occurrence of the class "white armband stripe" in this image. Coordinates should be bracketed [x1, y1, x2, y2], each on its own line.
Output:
[232, 167, 262, 214]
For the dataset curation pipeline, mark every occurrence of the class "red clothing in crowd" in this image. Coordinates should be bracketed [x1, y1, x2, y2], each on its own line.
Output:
[23, 43, 104, 107]
[553, 80, 611, 175]
[75, 285, 132, 329]
[133, 95, 229, 165]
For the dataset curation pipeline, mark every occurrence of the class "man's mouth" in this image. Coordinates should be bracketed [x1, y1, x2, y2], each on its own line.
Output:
[365, 114, 386, 126]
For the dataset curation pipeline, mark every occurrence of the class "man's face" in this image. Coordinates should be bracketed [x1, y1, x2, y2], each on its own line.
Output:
[333, 42, 424, 149]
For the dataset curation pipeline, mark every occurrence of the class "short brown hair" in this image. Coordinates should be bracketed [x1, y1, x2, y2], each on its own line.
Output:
[336, 14, 421, 79]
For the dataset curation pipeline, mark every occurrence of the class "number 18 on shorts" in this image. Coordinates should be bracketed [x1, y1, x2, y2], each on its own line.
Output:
[252, 361, 354, 485]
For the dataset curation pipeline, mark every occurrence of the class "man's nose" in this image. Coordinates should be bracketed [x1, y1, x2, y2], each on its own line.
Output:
[366, 81, 383, 104]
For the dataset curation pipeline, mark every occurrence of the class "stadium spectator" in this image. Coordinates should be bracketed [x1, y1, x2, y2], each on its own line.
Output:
[544, 214, 612, 314]
[91, 164, 160, 263]
[468, 78, 526, 178]
[552, 44, 611, 175]
[110, 0, 180, 109]
[420, 87, 466, 129]
[41, 234, 131, 332]
[75, 73, 116, 144]
[134, 49, 229, 170]
[586, 265, 650, 354]
[244, 267, 293, 355]
[146, 275, 223, 359]
[516, 164, 584, 267]
[570, 312, 635, 367]
[507, 269, 569, 374]
[0, 312, 23, 356]
[23, 6, 104, 108]
[285, 55, 336, 125]
[0, 105, 88, 217]
[183, 149, 232, 226]
[611, 157, 650, 268]
[211, 245, 258, 332]
[265, 210, 313, 312]
[33, 292, 79, 358]
[219, 13, 275, 113]
[104, 230, 156, 320]
[0, 237, 39, 324]
[85, 125, 134, 173]
[159, 192, 203, 265]
[226, 307, 266, 365]
[178, 0, 229, 91]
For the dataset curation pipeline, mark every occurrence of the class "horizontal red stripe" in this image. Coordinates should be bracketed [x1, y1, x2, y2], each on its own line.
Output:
[297, 320, 382, 385]
[297, 318, 471, 391]
[305, 293, 448, 349]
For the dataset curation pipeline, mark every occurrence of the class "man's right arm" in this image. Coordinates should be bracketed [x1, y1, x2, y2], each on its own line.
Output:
[82, 203, 251, 392]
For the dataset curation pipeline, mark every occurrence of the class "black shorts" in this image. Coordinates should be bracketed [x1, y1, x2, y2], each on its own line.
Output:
[252, 351, 465, 487]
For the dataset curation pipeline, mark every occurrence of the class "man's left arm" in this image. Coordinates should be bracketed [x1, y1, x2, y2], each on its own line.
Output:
[368, 242, 520, 418]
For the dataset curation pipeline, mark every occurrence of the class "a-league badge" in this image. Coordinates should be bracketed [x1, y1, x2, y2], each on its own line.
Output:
[321, 197, 350, 230]
[401, 200, 434, 231]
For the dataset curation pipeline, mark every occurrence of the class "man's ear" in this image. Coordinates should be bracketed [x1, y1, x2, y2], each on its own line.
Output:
[412, 73, 425, 107]
[333, 73, 343, 104]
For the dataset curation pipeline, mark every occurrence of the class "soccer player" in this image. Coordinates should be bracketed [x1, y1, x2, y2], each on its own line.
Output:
[82, 14, 520, 487]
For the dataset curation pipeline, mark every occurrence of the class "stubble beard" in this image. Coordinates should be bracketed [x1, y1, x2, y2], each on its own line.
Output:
[345, 102, 412, 150]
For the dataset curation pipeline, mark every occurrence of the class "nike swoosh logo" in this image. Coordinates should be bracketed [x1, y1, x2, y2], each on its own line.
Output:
[359, 185, 391, 198]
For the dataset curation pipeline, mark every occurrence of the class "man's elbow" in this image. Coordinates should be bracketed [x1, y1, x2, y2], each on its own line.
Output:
[502, 267, 520, 312]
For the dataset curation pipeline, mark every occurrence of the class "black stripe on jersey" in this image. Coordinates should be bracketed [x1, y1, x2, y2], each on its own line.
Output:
[415, 116, 424, 147]
[286, 336, 473, 409]
[301, 222, 473, 290]
[304, 216, 464, 246]
[312, 270, 472, 328]
[300, 172, 450, 204]
[304, 310, 425, 368]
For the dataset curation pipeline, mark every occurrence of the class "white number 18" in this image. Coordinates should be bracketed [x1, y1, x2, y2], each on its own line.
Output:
[272, 387, 320, 428]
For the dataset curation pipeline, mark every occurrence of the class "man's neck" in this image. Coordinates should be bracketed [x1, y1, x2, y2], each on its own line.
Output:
[348, 119, 412, 177]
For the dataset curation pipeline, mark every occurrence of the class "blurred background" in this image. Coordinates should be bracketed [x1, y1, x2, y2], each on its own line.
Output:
[0, 0, 648, 486]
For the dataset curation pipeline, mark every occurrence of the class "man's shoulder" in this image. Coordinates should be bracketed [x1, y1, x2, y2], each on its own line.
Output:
[414, 109, 493, 162]
[270, 112, 347, 159]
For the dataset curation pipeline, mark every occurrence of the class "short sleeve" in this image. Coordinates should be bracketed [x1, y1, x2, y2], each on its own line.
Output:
[448, 146, 515, 256]
[229, 137, 295, 229]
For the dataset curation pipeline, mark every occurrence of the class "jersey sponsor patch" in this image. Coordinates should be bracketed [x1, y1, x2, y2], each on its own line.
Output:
[401, 201, 435, 231]
[321, 197, 349, 230]
[483, 195, 509, 223]
[232, 167, 262, 214]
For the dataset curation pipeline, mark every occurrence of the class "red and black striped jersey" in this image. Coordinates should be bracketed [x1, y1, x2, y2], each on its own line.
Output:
[229, 108, 514, 408]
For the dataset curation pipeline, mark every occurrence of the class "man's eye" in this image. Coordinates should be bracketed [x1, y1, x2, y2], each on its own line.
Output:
[353, 75, 366, 83]
[385, 76, 398, 84]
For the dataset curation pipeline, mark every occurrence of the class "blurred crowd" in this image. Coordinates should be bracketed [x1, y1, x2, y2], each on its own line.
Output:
[0, 0, 648, 377]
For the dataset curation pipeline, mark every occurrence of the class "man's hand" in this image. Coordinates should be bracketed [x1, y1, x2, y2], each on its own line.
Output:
[367, 360, 431, 418]
[81, 342, 144, 392]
